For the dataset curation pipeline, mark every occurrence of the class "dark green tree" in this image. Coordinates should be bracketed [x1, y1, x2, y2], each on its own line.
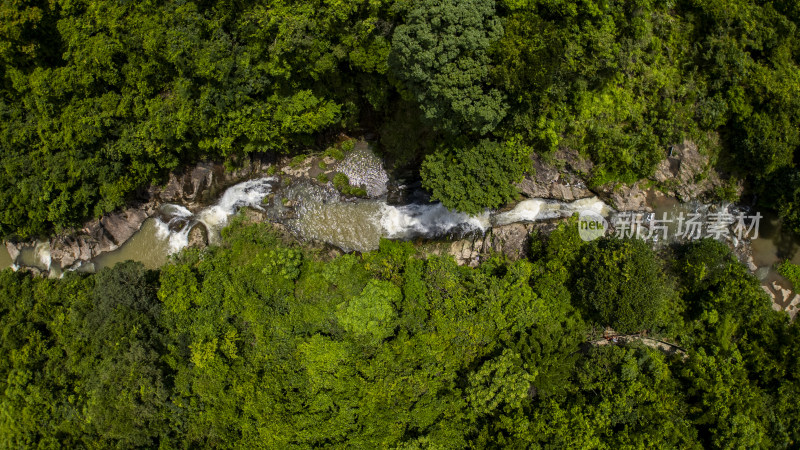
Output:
[573, 237, 673, 333]
[390, 0, 507, 134]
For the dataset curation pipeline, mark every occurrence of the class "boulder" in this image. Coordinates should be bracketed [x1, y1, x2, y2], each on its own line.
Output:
[490, 224, 531, 260]
[100, 208, 150, 246]
[651, 140, 739, 202]
[49, 235, 94, 268]
[439, 222, 555, 266]
[159, 162, 223, 206]
[555, 147, 594, 175]
[5, 241, 21, 263]
[48, 204, 154, 269]
[598, 181, 651, 212]
[187, 223, 209, 249]
[516, 151, 594, 201]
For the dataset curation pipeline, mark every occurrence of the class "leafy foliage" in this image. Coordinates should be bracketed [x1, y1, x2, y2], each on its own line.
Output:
[390, 0, 507, 135]
[1, 0, 798, 236]
[778, 260, 800, 290]
[573, 238, 673, 333]
[420, 139, 530, 214]
[0, 221, 797, 447]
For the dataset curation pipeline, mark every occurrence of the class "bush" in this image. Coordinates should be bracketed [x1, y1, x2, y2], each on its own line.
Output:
[341, 139, 356, 152]
[777, 261, 800, 291]
[324, 146, 345, 161]
[332, 173, 350, 191]
[421, 139, 530, 214]
[332, 173, 367, 197]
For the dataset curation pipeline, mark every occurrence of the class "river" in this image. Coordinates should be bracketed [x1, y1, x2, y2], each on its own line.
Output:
[2, 175, 799, 289]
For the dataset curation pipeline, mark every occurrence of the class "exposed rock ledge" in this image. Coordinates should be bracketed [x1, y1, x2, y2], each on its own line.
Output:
[516, 148, 595, 202]
[595, 140, 739, 212]
[420, 222, 562, 267]
[50, 206, 157, 268]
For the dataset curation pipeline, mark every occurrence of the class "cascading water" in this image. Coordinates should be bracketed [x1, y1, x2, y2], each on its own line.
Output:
[153, 204, 194, 254]
[93, 178, 278, 271]
[285, 182, 495, 252]
[285, 182, 608, 252]
[492, 197, 612, 226]
[156, 178, 277, 253]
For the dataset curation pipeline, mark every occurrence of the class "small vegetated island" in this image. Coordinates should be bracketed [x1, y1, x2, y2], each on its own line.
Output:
[1, 0, 799, 448]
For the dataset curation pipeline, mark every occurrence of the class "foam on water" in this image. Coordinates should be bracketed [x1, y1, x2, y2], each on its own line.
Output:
[197, 178, 275, 232]
[380, 203, 491, 238]
[492, 200, 545, 226]
[34, 241, 52, 270]
[151, 177, 276, 254]
[160, 204, 193, 218]
[153, 218, 192, 254]
[493, 196, 613, 226]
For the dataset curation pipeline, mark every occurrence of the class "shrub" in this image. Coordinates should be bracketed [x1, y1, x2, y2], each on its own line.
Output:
[421, 139, 531, 214]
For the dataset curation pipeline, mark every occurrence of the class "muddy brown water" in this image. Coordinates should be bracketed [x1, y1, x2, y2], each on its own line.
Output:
[0, 246, 11, 270]
[651, 195, 800, 288]
[93, 219, 172, 271]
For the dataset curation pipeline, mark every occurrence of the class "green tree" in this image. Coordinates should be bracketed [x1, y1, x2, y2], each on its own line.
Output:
[390, 0, 507, 134]
[573, 237, 673, 333]
[421, 139, 530, 214]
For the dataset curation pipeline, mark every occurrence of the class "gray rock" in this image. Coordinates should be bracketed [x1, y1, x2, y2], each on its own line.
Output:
[516, 152, 594, 201]
[187, 223, 209, 249]
[555, 147, 594, 175]
[335, 141, 389, 198]
[490, 224, 531, 260]
[440, 223, 546, 266]
[598, 181, 651, 212]
[651, 140, 739, 202]
[48, 204, 155, 269]
[159, 162, 226, 206]
[5, 241, 21, 263]
[100, 208, 150, 246]
[14, 155, 278, 272]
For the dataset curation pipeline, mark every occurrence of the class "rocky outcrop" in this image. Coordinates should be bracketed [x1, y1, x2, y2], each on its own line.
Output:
[762, 281, 800, 320]
[5, 242, 20, 262]
[159, 158, 274, 207]
[187, 224, 209, 249]
[46, 203, 157, 269]
[159, 163, 221, 206]
[651, 140, 739, 202]
[100, 208, 151, 246]
[596, 181, 651, 212]
[516, 149, 594, 202]
[421, 222, 561, 267]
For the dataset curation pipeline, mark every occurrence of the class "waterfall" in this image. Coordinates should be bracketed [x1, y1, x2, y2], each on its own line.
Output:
[380, 203, 491, 238]
[154, 177, 277, 254]
[493, 197, 612, 226]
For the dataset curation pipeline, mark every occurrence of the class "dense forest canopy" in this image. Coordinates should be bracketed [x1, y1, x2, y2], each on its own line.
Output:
[2, 1, 800, 448]
[0, 0, 798, 238]
[1, 218, 798, 447]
